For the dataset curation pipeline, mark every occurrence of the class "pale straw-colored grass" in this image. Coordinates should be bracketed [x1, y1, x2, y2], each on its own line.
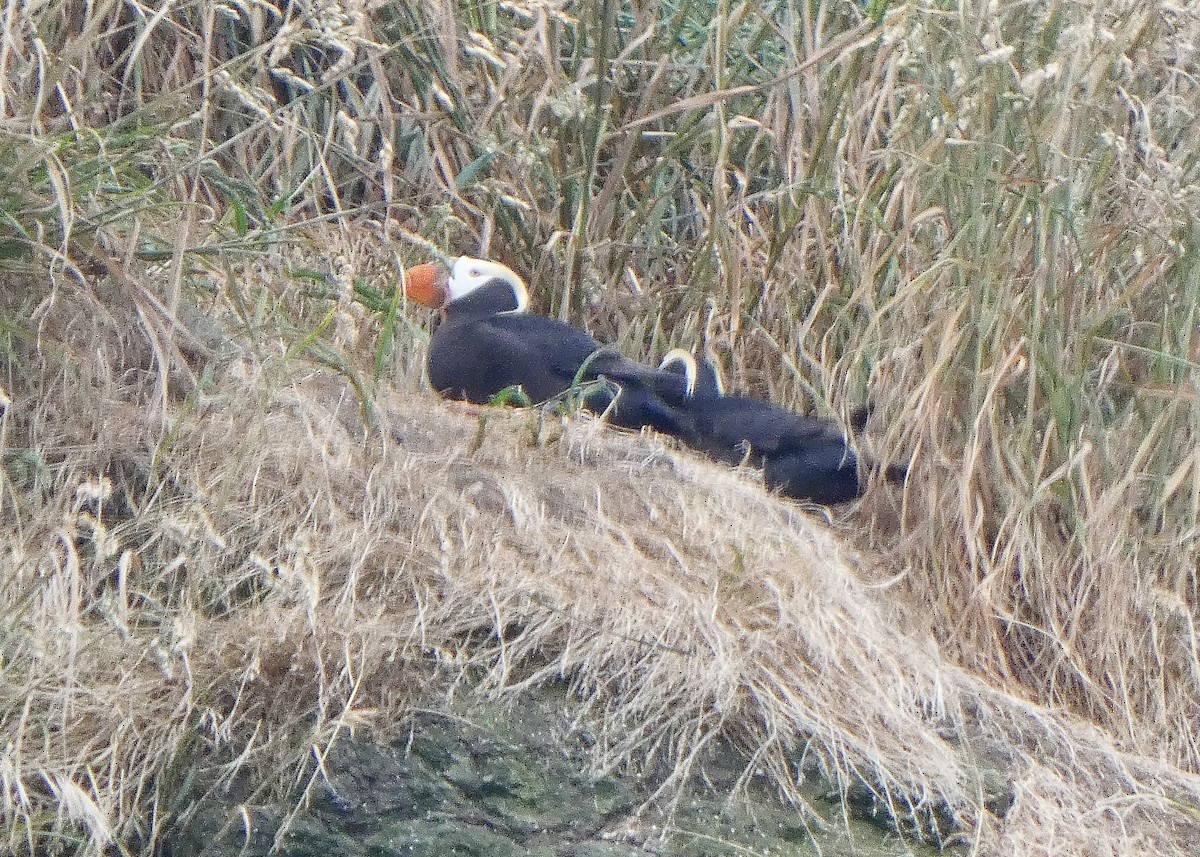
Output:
[3, 0, 1200, 853]
[5, 281, 1200, 854]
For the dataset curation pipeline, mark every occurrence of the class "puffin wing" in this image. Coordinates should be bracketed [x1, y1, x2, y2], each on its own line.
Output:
[429, 311, 694, 436]
[493, 313, 610, 379]
[487, 317, 696, 435]
[428, 313, 602, 403]
[699, 395, 838, 459]
[762, 440, 862, 505]
[491, 315, 692, 403]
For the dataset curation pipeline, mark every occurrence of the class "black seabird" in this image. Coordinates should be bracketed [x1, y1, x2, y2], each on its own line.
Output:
[659, 350, 903, 504]
[403, 257, 694, 437]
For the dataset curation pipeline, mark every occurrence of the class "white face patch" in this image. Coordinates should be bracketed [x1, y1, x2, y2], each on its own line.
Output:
[447, 256, 530, 312]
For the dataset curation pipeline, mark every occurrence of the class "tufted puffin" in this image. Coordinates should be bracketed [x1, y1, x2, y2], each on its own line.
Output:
[402, 257, 695, 437]
[659, 350, 903, 504]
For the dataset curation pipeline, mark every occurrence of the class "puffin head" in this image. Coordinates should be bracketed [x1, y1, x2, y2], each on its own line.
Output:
[446, 256, 530, 312]
[401, 256, 530, 314]
[659, 348, 725, 398]
[659, 348, 698, 397]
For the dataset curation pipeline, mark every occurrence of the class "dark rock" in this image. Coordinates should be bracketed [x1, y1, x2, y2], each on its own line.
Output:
[162, 684, 959, 857]
[365, 819, 525, 856]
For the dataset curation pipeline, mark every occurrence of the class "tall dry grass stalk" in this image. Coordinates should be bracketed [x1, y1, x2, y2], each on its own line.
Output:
[3, 0, 1200, 853]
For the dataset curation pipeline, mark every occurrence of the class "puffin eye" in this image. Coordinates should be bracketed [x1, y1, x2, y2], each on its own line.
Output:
[469, 268, 481, 278]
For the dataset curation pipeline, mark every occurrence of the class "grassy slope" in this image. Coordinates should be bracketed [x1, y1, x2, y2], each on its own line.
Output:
[2, 0, 1200, 853]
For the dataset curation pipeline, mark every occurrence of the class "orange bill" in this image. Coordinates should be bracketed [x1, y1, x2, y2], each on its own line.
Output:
[401, 262, 447, 308]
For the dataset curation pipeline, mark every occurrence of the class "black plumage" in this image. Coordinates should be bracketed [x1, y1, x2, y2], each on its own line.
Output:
[761, 445, 869, 506]
[410, 257, 694, 437]
[659, 350, 845, 465]
[660, 350, 903, 504]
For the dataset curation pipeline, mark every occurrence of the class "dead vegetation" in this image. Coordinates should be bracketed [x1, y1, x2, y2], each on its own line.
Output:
[7, 286, 1200, 855]
[3, 0, 1200, 854]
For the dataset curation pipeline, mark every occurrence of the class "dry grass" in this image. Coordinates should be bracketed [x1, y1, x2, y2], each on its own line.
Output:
[3, 0, 1200, 854]
[6, 284, 1200, 854]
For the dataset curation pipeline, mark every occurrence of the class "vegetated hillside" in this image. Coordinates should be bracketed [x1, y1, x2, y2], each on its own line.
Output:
[4, 278, 1200, 857]
[2, 0, 1200, 853]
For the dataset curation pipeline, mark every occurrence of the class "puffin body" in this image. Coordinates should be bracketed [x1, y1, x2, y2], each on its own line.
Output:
[761, 446, 866, 506]
[659, 350, 845, 467]
[405, 258, 693, 436]
[660, 350, 901, 504]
